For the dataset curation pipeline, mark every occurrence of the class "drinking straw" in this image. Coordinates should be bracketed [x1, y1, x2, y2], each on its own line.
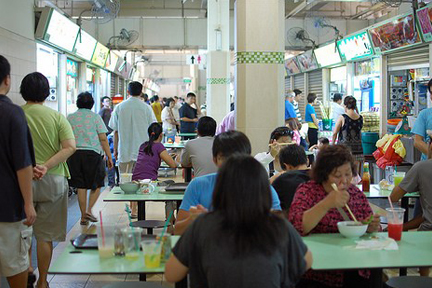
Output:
[99, 211, 105, 246]
[125, 204, 139, 251]
[387, 195, 398, 223]
[153, 210, 174, 254]
[331, 183, 358, 223]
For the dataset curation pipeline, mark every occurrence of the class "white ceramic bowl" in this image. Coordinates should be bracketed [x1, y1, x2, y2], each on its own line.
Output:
[337, 221, 368, 238]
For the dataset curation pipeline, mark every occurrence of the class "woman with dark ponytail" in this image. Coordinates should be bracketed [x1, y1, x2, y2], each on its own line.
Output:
[332, 96, 364, 174]
[133, 122, 177, 181]
[133, 122, 178, 226]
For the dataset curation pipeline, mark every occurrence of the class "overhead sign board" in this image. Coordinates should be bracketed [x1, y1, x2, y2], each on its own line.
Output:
[337, 31, 374, 62]
[91, 42, 110, 67]
[285, 57, 301, 75]
[73, 30, 97, 61]
[296, 50, 319, 72]
[314, 42, 342, 68]
[417, 4, 432, 42]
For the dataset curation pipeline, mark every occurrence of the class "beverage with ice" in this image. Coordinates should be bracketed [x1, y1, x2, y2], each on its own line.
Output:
[97, 224, 115, 259]
[386, 208, 405, 241]
[393, 172, 405, 187]
[122, 227, 142, 261]
[142, 240, 162, 268]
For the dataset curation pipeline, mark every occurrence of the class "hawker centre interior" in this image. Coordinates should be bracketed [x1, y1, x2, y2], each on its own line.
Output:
[2, 1, 432, 288]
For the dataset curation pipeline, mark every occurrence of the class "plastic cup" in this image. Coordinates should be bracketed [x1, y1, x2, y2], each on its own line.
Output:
[386, 208, 405, 241]
[97, 224, 115, 259]
[141, 240, 162, 268]
[393, 172, 405, 187]
[120, 173, 133, 184]
[156, 233, 171, 263]
[122, 227, 142, 260]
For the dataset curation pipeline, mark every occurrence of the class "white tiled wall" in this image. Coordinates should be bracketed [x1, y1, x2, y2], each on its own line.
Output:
[0, 27, 36, 105]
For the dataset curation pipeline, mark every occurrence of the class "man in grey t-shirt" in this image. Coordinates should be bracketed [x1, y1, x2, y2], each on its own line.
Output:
[180, 116, 218, 178]
[390, 141, 432, 231]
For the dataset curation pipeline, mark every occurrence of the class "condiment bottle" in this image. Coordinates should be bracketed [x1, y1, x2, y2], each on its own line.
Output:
[362, 163, 370, 192]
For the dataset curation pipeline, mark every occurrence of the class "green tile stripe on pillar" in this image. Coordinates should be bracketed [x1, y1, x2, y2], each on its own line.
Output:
[207, 78, 231, 84]
[235, 51, 284, 64]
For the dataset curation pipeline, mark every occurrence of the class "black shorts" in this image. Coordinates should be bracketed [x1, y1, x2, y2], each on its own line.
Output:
[67, 150, 105, 190]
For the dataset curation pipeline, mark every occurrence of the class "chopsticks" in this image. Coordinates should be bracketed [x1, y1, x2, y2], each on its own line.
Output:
[331, 183, 359, 223]
[268, 142, 296, 147]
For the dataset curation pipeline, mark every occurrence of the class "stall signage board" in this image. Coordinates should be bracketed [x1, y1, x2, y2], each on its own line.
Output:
[91, 43, 110, 67]
[285, 57, 301, 76]
[314, 42, 342, 68]
[73, 30, 97, 62]
[337, 31, 374, 62]
[43, 9, 80, 53]
[66, 59, 78, 77]
[296, 50, 319, 72]
[368, 13, 422, 54]
[417, 4, 432, 42]
[105, 52, 119, 72]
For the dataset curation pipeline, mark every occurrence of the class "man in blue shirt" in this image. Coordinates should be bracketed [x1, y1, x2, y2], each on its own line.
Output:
[285, 91, 297, 120]
[412, 79, 432, 161]
[175, 131, 282, 235]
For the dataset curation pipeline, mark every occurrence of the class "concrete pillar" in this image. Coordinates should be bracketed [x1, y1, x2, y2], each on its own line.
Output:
[58, 53, 67, 116]
[346, 62, 354, 96]
[322, 69, 330, 103]
[235, 0, 285, 155]
[207, 0, 230, 124]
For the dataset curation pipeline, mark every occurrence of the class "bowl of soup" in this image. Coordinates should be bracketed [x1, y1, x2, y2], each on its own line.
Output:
[337, 221, 368, 238]
[120, 182, 140, 194]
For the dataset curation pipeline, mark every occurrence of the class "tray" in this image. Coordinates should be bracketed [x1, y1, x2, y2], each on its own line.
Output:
[71, 233, 157, 250]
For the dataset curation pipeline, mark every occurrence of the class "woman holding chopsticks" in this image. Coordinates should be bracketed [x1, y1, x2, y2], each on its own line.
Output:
[289, 145, 380, 288]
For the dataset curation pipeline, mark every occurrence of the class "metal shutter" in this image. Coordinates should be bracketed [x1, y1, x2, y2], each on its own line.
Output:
[285, 76, 291, 91]
[119, 78, 125, 96]
[110, 73, 116, 97]
[293, 74, 305, 120]
[387, 45, 429, 70]
[308, 70, 323, 119]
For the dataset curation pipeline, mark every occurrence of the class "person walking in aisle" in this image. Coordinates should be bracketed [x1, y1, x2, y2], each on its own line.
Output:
[293, 89, 303, 122]
[285, 91, 297, 120]
[0, 55, 37, 288]
[305, 93, 319, 147]
[67, 92, 113, 226]
[151, 95, 163, 124]
[99, 96, 112, 134]
[21, 72, 76, 288]
[109, 81, 157, 218]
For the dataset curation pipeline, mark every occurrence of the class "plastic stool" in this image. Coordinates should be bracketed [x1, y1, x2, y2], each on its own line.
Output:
[385, 276, 432, 288]
[103, 282, 163, 288]
[130, 220, 166, 234]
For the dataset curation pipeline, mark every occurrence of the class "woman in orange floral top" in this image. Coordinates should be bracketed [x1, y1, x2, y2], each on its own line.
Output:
[289, 145, 381, 288]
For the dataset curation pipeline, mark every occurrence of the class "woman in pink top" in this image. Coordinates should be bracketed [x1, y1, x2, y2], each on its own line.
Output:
[289, 145, 381, 288]
[285, 117, 301, 145]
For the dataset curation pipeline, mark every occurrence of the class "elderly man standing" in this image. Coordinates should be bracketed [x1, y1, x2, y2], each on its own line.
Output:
[109, 81, 156, 217]
[285, 91, 297, 121]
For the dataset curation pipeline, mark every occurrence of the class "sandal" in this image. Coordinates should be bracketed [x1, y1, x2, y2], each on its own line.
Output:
[28, 272, 36, 288]
[85, 213, 98, 222]
[80, 220, 89, 225]
[131, 214, 138, 219]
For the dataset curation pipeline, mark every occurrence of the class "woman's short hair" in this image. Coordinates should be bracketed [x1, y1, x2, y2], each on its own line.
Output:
[307, 93, 317, 104]
[20, 72, 50, 102]
[77, 92, 95, 109]
[212, 131, 251, 159]
[312, 145, 356, 184]
[344, 95, 357, 110]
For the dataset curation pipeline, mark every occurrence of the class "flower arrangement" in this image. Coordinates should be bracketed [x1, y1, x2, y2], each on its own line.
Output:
[318, 101, 331, 120]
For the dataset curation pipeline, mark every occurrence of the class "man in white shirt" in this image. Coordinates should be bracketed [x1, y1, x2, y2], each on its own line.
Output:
[330, 93, 345, 125]
[109, 81, 157, 172]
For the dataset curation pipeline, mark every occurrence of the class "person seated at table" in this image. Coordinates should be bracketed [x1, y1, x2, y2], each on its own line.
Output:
[308, 137, 329, 152]
[180, 116, 218, 178]
[174, 131, 282, 235]
[165, 155, 312, 287]
[255, 126, 295, 176]
[132, 122, 178, 222]
[271, 145, 310, 216]
[289, 145, 380, 288]
[390, 140, 432, 276]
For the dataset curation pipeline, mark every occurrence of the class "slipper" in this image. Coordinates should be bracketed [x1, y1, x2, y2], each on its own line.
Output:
[28, 272, 36, 288]
[80, 220, 89, 225]
[131, 214, 138, 219]
[85, 213, 98, 222]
